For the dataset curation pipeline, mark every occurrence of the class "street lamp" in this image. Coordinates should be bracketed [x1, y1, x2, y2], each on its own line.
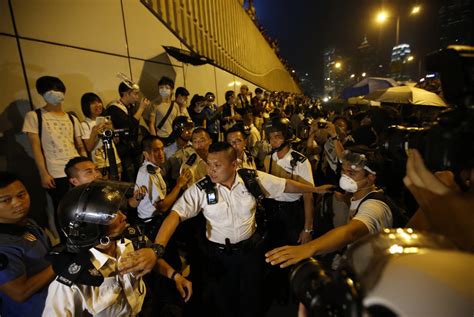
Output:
[334, 62, 342, 69]
[362, 72, 367, 77]
[375, 5, 421, 46]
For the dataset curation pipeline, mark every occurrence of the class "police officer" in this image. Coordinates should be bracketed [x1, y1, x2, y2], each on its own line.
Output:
[43, 180, 192, 316]
[150, 142, 333, 317]
[0, 172, 54, 317]
[264, 117, 315, 245]
[226, 125, 257, 170]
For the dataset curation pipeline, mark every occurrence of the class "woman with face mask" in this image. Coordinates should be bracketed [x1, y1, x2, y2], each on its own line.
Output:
[148, 77, 179, 140]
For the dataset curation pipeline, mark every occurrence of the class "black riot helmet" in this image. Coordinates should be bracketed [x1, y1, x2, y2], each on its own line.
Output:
[172, 115, 194, 136]
[57, 180, 134, 253]
[265, 116, 294, 141]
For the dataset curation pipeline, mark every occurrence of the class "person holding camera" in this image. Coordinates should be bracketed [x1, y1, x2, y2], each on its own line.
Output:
[80, 93, 121, 178]
[106, 81, 150, 182]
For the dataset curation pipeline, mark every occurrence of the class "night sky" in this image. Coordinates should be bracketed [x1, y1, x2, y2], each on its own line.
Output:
[254, 0, 443, 94]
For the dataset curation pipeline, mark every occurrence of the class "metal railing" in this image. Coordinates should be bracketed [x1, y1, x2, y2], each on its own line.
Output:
[141, 0, 300, 92]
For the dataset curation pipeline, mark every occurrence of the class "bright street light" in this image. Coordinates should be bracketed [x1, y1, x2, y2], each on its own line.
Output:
[407, 55, 414, 62]
[362, 72, 367, 77]
[350, 74, 355, 78]
[411, 5, 421, 15]
[376, 11, 388, 23]
[334, 62, 342, 69]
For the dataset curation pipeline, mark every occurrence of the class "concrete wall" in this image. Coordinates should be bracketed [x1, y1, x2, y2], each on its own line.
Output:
[0, 0, 260, 225]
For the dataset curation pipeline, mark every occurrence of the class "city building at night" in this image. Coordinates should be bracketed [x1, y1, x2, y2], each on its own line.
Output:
[439, 0, 473, 47]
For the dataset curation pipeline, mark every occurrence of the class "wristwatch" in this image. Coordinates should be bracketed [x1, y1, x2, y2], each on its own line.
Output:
[303, 228, 314, 234]
[150, 243, 165, 259]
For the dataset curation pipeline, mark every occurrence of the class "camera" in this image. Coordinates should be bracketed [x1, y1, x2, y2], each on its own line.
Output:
[379, 46, 474, 172]
[100, 128, 130, 139]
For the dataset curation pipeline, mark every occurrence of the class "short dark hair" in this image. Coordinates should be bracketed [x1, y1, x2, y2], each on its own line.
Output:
[255, 88, 263, 94]
[0, 172, 22, 189]
[226, 125, 245, 140]
[208, 142, 237, 162]
[118, 82, 132, 97]
[158, 76, 175, 89]
[205, 92, 215, 98]
[225, 90, 235, 101]
[141, 135, 162, 153]
[65, 157, 93, 178]
[333, 116, 352, 130]
[81, 93, 103, 118]
[36, 76, 66, 95]
[192, 127, 210, 138]
[175, 87, 189, 98]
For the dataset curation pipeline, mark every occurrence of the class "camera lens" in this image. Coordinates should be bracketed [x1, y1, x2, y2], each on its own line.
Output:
[102, 129, 113, 138]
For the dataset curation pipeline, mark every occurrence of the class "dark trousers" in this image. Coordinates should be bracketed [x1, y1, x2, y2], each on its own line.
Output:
[47, 177, 70, 241]
[202, 236, 264, 317]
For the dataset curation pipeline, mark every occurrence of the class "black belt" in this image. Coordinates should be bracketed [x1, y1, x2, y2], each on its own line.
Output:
[207, 234, 260, 254]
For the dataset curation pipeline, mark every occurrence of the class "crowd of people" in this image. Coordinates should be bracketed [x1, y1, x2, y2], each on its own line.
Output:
[0, 73, 460, 317]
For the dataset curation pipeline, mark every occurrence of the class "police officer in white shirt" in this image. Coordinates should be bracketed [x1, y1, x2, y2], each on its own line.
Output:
[43, 180, 192, 317]
[226, 125, 257, 170]
[149, 142, 333, 317]
[135, 135, 191, 237]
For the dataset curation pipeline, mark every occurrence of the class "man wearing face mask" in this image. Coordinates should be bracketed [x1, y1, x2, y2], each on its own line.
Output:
[149, 77, 182, 143]
[265, 147, 394, 269]
[23, 76, 86, 218]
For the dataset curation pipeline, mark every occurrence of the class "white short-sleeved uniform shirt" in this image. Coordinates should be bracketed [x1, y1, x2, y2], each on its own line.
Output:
[22, 108, 82, 178]
[172, 171, 286, 244]
[135, 161, 167, 219]
[42, 239, 145, 317]
[264, 149, 314, 202]
[81, 118, 121, 169]
[349, 191, 393, 234]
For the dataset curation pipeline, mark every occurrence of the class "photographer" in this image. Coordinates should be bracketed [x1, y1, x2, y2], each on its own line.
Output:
[106, 81, 150, 182]
[80, 93, 122, 178]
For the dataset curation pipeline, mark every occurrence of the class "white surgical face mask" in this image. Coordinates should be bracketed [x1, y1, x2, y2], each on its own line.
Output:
[339, 174, 358, 193]
[159, 88, 171, 99]
[43, 90, 65, 106]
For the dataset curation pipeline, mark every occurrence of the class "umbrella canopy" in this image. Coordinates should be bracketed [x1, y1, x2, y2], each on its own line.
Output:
[342, 77, 398, 99]
[365, 86, 447, 107]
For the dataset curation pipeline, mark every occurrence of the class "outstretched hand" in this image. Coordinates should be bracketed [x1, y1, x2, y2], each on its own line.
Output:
[265, 244, 314, 268]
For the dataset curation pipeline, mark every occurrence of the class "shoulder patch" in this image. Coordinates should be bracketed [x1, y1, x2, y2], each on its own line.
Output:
[196, 175, 213, 191]
[290, 151, 307, 163]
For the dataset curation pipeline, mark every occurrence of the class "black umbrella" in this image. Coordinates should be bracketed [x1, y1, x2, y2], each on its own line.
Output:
[163, 46, 213, 66]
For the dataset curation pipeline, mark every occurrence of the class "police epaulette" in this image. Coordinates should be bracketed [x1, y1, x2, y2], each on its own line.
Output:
[237, 168, 257, 179]
[196, 175, 213, 191]
[48, 248, 104, 287]
[290, 150, 307, 163]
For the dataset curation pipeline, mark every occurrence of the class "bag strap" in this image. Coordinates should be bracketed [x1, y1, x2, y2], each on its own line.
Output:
[353, 191, 382, 218]
[35, 108, 43, 140]
[156, 101, 175, 131]
[237, 169, 265, 202]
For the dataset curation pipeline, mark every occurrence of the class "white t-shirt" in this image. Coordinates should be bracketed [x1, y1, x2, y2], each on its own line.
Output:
[349, 191, 393, 234]
[81, 118, 121, 168]
[22, 109, 82, 178]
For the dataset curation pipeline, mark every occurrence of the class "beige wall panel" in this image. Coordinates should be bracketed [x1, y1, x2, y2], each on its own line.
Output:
[182, 63, 215, 97]
[214, 66, 236, 105]
[129, 58, 184, 102]
[123, 0, 183, 65]
[20, 39, 131, 119]
[11, 0, 128, 56]
[0, 35, 29, 131]
[0, 0, 14, 35]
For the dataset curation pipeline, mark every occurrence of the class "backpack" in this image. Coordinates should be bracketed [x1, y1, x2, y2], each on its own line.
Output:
[354, 191, 409, 228]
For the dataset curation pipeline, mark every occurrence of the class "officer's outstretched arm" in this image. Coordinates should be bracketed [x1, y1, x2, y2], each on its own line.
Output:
[154, 210, 181, 246]
[284, 179, 334, 194]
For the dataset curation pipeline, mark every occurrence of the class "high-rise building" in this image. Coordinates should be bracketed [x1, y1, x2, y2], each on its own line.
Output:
[390, 43, 412, 80]
[323, 48, 347, 97]
[354, 36, 381, 79]
[439, 0, 473, 47]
